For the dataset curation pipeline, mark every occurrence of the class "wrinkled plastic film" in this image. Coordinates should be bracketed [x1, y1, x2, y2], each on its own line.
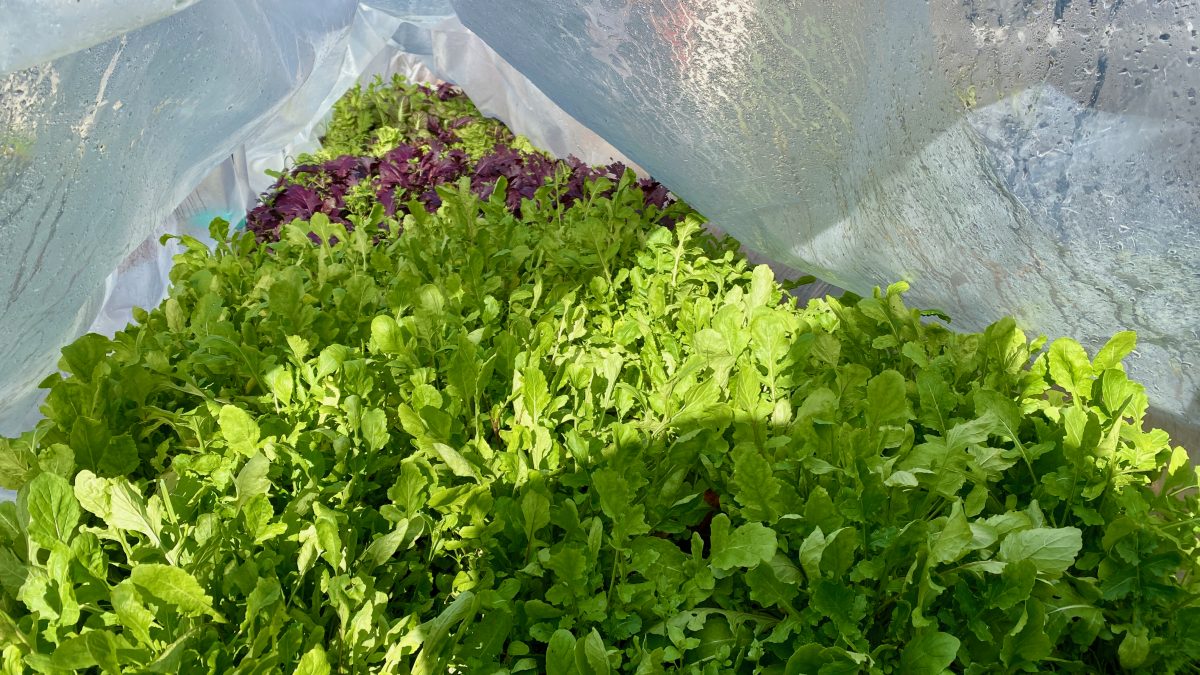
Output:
[0, 0, 206, 74]
[427, 17, 645, 169]
[0, 0, 401, 435]
[452, 0, 1200, 430]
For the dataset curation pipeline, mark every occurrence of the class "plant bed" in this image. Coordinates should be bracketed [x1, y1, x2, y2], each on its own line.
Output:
[0, 77, 1196, 674]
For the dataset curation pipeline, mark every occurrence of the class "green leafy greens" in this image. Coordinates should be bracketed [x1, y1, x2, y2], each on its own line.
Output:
[0, 77, 1197, 675]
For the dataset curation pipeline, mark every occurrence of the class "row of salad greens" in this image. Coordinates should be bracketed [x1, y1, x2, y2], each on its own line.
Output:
[0, 76, 1196, 674]
[246, 76, 676, 243]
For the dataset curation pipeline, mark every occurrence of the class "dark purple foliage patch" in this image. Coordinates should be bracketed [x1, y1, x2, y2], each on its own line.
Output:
[247, 144, 680, 243]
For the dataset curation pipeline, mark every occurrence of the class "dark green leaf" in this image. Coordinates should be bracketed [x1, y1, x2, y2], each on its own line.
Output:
[899, 630, 960, 674]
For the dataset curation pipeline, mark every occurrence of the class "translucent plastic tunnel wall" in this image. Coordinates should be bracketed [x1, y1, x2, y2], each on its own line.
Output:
[453, 0, 1200, 429]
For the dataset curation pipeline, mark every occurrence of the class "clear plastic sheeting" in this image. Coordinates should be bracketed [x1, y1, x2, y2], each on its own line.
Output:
[452, 0, 1200, 430]
[428, 18, 645, 170]
[0, 0, 206, 74]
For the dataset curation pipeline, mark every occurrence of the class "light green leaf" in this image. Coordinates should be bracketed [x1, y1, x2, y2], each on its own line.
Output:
[916, 370, 957, 434]
[945, 415, 995, 451]
[59, 333, 110, 379]
[264, 366, 294, 405]
[884, 470, 919, 488]
[592, 469, 649, 544]
[1047, 338, 1093, 400]
[710, 514, 776, 570]
[412, 591, 477, 675]
[296, 645, 332, 675]
[747, 265, 775, 309]
[1093, 331, 1136, 372]
[750, 310, 790, 368]
[819, 528, 860, 579]
[1118, 626, 1150, 669]
[0, 547, 27, 596]
[899, 630, 960, 674]
[866, 370, 909, 430]
[218, 405, 261, 458]
[286, 335, 311, 361]
[431, 443, 478, 480]
[973, 390, 1029, 454]
[316, 344, 350, 379]
[521, 486, 551, 543]
[0, 438, 36, 490]
[108, 479, 161, 546]
[37, 443, 74, 479]
[268, 268, 304, 318]
[576, 628, 611, 675]
[74, 470, 112, 521]
[0, 499, 19, 540]
[931, 501, 972, 564]
[997, 527, 1082, 577]
[1099, 368, 1141, 418]
[241, 576, 282, 633]
[693, 328, 728, 356]
[520, 366, 551, 422]
[798, 526, 827, 581]
[360, 518, 419, 570]
[968, 522, 998, 551]
[234, 452, 271, 509]
[50, 630, 121, 673]
[313, 503, 343, 571]
[546, 629, 577, 675]
[746, 553, 803, 607]
[902, 342, 929, 368]
[111, 580, 157, 646]
[731, 444, 780, 520]
[23, 472, 79, 547]
[130, 564, 219, 619]
[242, 494, 287, 544]
[361, 408, 390, 451]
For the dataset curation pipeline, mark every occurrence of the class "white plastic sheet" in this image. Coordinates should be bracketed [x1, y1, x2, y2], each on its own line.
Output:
[452, 0, 1200, 435]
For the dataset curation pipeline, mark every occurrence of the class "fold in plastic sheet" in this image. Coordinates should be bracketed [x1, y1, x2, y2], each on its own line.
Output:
[452, 0, 1200, 432]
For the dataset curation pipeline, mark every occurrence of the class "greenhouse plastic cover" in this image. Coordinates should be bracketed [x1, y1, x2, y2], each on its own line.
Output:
[0, 0, 1197, 448]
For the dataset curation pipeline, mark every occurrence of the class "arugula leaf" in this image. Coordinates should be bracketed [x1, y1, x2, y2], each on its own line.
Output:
[218, 405, 261, 458]
[22, 472, 79, 548]
[1093, 331, 1137, 372]
[997, 527, 1083, 579]
[710, 514, 775, 570]
[930, 500, 972, 564]
[130, 564, 220, 619]
[1047, 338, 1093, 401]
[899, 630, 960, 674]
